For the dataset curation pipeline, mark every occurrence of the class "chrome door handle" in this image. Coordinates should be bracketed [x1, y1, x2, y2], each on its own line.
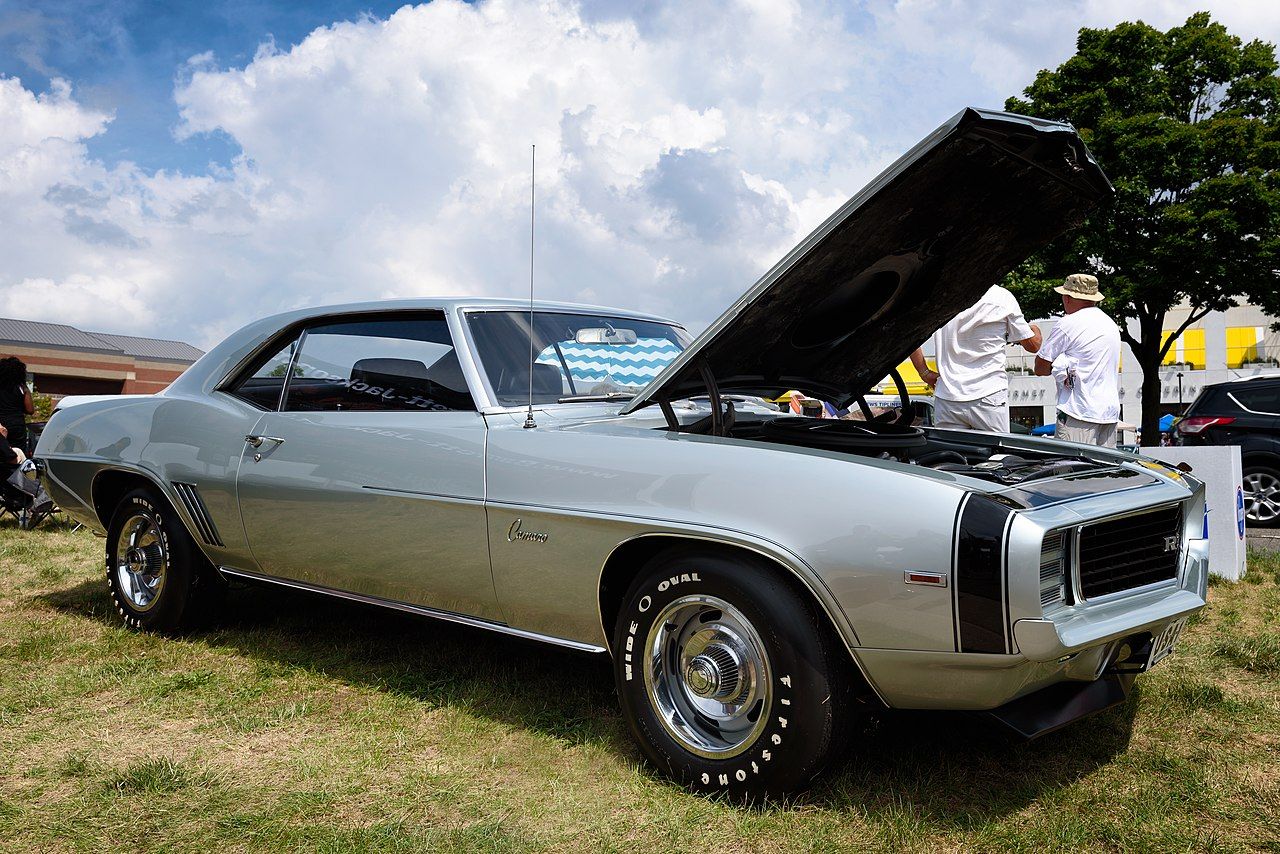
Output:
[244, 435, 285, 448]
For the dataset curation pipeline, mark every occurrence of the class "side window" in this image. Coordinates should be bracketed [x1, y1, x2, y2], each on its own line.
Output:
[227, 336, 300, 410]
[1231, 385, 1280, 415]
[283, 314, 475, 412]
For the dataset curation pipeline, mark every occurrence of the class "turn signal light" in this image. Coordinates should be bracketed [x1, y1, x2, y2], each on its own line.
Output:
[1176, 416, 1234, 434]
[1040, 530, 1067, 613]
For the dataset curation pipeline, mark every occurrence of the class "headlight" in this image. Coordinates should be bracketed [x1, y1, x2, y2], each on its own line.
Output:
[1040, 530, 1068, 613]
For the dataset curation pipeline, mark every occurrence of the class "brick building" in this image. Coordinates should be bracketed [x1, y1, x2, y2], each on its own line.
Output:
[0, 317, 203, 398]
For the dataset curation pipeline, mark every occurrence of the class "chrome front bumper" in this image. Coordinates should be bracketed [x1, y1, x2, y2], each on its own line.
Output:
[1014, 537, 1208, 662]
[852, 538, 1208, 711]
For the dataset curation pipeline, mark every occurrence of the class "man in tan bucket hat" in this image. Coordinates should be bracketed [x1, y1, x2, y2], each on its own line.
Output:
[1033, 274, 1121, 447]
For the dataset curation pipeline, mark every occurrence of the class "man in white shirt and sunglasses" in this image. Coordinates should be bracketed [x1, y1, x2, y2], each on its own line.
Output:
[1033, 273, 1122, 447]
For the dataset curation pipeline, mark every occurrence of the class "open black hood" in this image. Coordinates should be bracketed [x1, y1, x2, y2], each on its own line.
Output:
[621, 108, 1113, 415]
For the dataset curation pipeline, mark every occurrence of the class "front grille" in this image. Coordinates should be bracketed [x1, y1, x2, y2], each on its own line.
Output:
[1077, 505, 1182, 599]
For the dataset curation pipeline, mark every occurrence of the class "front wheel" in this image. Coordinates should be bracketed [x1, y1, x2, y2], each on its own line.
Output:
[613, 549, 854, 799]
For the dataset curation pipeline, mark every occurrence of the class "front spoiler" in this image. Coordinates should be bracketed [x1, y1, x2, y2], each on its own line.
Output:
[980, 673, 1135, 740]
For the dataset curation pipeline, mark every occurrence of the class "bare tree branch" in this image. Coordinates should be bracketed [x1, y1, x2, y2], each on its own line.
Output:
[1157, 308, 1208, 360]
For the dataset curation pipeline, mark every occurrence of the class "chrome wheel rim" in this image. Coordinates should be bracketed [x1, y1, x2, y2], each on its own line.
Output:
[1243, 471, 1280, 524]
[643, 594, 771, 759]
[115, 513, 166, 612]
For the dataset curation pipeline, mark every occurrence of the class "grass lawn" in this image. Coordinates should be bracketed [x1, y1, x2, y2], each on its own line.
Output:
[1, 517, 1278, 852]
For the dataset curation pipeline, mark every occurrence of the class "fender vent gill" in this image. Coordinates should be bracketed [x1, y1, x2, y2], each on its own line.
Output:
[171, 482, 224, 548]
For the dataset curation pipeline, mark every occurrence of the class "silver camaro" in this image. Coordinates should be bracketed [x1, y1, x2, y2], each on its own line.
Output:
[34, 109, 1209, 798]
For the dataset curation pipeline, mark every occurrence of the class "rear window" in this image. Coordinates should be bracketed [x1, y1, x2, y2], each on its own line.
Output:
[1229, 383, 1280, 415]
[1187, 385, 1240, 415]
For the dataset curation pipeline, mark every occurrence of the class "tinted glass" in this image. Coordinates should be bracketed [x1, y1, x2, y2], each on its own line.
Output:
[1183, 387, 1220, 415]
[1231, 384, 1280, 415]
[467, 311, 690, 405]
[283, 315, 474, 412]
[229, 337, 300, 409]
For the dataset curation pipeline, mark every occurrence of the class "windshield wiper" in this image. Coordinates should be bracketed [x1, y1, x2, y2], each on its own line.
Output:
[557, 392, 635, 403]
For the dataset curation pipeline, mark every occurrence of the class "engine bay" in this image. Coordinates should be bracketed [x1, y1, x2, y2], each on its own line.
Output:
[727, 415, 1109, 485]
[659, 372, 1112, 486]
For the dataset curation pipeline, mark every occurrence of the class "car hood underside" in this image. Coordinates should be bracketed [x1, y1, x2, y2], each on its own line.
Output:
[623, 107, 1113, 413]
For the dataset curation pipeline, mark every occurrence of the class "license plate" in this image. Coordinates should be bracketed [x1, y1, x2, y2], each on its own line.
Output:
[1147, 619, 1187, 669]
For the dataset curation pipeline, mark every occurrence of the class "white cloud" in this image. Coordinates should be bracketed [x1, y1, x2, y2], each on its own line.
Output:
[0, 78, 163, 327]
[0, 0, 1277, 348]
[865, 0, 1280, 105]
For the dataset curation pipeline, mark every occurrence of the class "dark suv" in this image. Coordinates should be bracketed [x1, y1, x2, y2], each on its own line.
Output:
[1176, 375, 1280, 526]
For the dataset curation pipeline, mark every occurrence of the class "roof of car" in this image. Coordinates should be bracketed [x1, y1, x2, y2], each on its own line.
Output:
[1208, 372, 1280, 389]
[270, 297, 681, 327]
[162, 297, 685, 399]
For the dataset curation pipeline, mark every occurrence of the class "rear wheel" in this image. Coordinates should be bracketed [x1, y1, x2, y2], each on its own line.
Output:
[1243, 464, 1280, 527]
[613, 549, 854, 800]
[106, 488, 221, 632]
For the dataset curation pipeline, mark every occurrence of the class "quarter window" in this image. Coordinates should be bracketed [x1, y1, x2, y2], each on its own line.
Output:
[1229, 385, 1280, 416]
[228, 337, 300, 410]
[283, 315, 474, 412]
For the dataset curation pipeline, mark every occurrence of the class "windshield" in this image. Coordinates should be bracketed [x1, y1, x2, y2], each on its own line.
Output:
[467, 310, 691, 406]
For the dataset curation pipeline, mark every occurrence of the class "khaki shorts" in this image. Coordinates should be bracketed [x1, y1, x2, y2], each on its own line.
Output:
[1055, 411, 1117, 448]
[933, 392, 1009, 433]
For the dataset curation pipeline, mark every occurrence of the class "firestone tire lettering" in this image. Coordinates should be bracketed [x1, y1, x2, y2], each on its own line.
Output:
[611, 548, 855, 801]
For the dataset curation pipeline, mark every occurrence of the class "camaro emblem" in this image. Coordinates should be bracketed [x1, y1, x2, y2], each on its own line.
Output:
[1163, 535, 1179, 553]
[507, 519, 549, 544]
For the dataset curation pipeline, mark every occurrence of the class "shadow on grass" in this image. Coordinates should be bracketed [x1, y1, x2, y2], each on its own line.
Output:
[39, 576, 1135, 824]
[0, 513, 84, 533]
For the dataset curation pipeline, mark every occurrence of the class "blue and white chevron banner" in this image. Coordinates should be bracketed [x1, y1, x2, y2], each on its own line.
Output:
[537, 337, 681, 388]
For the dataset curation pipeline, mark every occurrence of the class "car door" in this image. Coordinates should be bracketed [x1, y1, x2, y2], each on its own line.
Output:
[233, 311, 497, 620]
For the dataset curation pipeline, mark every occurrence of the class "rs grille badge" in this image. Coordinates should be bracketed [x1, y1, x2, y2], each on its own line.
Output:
[1164, 536, 1179, 553]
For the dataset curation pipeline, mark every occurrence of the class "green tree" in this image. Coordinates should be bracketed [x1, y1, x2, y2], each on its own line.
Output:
[1004, 12, 1280, 444]
[29, 391, 55, 422]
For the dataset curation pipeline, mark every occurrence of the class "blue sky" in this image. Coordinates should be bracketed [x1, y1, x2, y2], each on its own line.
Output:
[0, 1, 1276, 346]
[0, 0, 410, 170]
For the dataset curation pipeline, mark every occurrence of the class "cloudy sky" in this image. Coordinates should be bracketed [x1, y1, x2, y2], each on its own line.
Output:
[1, 0, 1278, 348]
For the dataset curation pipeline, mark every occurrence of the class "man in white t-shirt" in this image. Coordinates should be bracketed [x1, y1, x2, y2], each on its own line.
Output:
[1033, 273, 1121, 447]
[908, 284, 1041, 432]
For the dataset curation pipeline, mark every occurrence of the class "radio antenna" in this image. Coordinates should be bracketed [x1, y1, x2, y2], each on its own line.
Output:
[523, 143, 537, 430]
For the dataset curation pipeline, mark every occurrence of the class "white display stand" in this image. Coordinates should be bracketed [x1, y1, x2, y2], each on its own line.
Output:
[1142, 446, 1247, 581]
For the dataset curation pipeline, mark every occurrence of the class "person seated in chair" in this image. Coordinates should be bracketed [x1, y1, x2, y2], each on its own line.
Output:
[0, 423, 25, 466]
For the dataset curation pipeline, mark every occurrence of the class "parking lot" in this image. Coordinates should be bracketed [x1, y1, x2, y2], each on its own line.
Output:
[1250, 530, 1280, 553]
